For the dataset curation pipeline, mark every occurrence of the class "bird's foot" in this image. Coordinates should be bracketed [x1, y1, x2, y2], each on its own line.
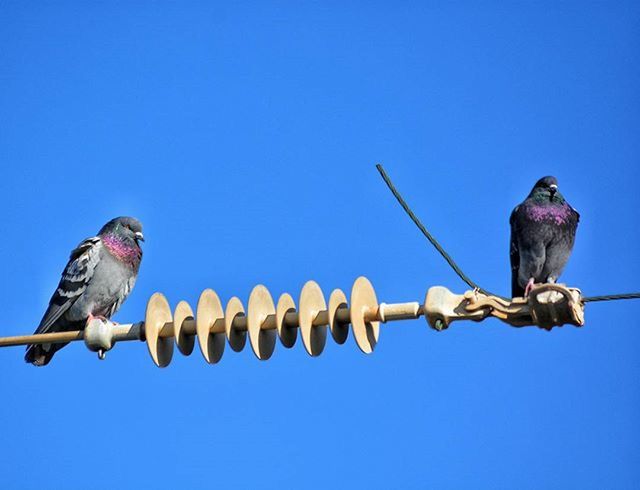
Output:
[524, 278, 536, 297]
[87, 314, 109, 324]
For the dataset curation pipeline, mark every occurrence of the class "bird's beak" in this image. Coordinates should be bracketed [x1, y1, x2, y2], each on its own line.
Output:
[549, 184, 557, 197]
[135, 231, 145, 242]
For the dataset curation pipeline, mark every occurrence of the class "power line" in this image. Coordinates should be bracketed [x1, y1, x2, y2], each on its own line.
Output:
[582, 293, 640, 303]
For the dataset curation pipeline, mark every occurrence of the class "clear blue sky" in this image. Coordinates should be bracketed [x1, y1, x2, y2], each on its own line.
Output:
[1, 2, 639, 489]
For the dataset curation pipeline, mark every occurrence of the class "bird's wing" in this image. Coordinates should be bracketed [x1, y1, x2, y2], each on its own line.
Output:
[509, 206, 523, 297]
[572, 206, 580, 223]
[34, 237, 103, 335]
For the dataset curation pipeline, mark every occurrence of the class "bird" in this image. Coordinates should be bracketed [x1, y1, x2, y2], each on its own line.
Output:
[510, 176, 579, 298]
[25, 217, 144, 366]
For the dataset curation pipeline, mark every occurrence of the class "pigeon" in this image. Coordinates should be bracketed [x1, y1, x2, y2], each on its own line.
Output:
[510, 176, 579, 298]
[25, 217, 144, 366]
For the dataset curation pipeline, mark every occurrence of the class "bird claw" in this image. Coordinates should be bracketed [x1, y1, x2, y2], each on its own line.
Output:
[524, 278, 536, 297]
[87, 314, 109, 324]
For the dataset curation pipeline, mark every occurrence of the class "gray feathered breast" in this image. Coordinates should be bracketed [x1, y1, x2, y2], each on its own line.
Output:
[510, 198, 579, 297]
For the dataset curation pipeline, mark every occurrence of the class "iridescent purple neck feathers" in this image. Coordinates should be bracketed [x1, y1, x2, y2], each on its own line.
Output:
[523, 201, 572, 225]
[102, 234, 142, 268]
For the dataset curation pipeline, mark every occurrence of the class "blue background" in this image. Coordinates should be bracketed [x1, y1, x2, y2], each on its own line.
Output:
[1, 2, 639, 489]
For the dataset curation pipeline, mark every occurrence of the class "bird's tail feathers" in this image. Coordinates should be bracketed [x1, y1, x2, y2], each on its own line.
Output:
[24, 343, 66, 366]
[511, 272, 524, 299]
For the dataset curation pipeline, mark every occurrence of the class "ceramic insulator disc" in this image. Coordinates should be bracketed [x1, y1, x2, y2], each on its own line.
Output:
[225, 296, 247, 352]
[299, 281, 327, 356]
[196, 289, 226, 363]
[145, 292, 174, 367]
[174, 300, 196, 356]
[350, 276, 380, 354]
[247, 285, 277, 360]
[328, 289, 349, 344]
[276, 293, 297, 348]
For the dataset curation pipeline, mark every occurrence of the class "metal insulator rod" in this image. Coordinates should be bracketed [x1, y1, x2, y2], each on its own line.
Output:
[0, 330, 84, 347]
[375, 302, 423, 322]
[111, 323, 145, 342]
[0, 322, 145, 347]
[0, 301, 422, 348]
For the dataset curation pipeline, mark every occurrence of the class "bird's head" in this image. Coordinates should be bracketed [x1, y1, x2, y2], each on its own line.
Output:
[530, 176, 561, 202]
[99, 217, 145, 246]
